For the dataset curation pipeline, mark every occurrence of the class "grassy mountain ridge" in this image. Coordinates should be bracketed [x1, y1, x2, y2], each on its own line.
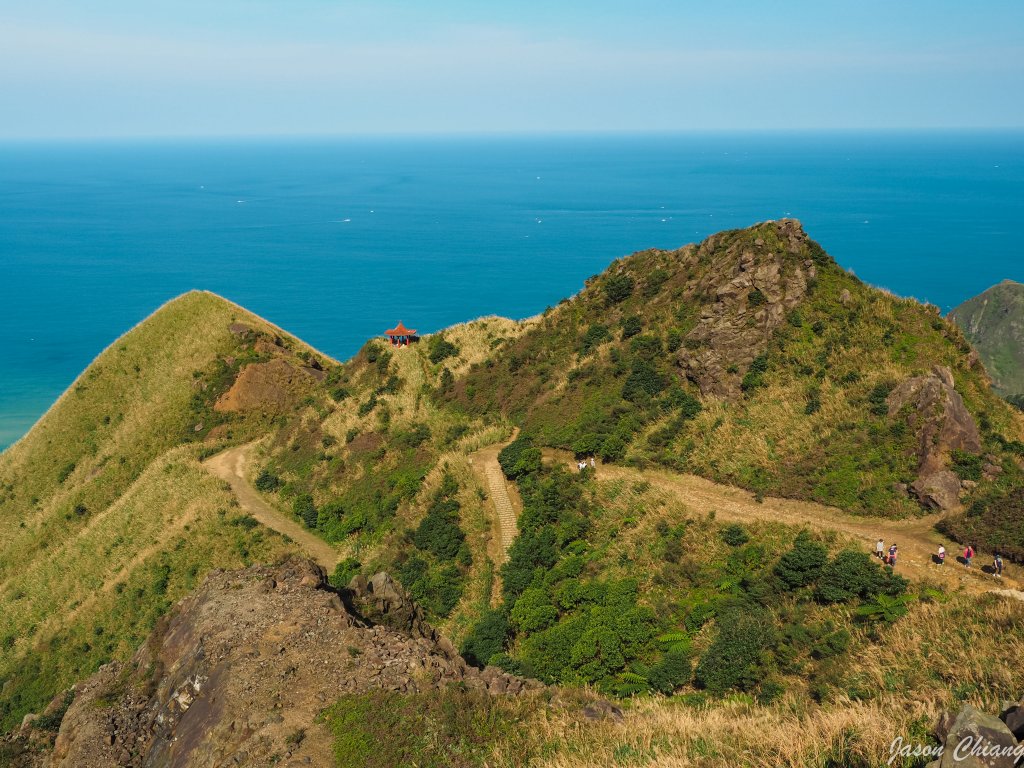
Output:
[0, 290, 335, 729]
[4, 228, 1024, 767]
[949, 279, 1024, 403]
[448, 220, 1024, 519]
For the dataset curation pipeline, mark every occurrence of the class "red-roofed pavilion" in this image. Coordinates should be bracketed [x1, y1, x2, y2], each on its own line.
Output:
[384, 321, 417, 347]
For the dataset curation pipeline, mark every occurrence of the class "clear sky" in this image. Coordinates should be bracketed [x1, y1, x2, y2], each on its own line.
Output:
[1, 0, 1022, 138]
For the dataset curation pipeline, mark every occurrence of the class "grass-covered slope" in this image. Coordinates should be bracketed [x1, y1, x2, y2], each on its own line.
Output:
[0, 290, 333, 729]
[447, 220, 1024, 519]
[245, 316, 532, 639]
[949, 279, 1024, 404]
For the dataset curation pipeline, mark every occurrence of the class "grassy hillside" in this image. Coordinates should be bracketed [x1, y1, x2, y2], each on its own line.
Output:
[949, 279, 1024, 403]
[4, 226, 1024, 766]
[446, 220, 1024, 519]
[245, 316, 532, 641]
[0, 291, 330, 729]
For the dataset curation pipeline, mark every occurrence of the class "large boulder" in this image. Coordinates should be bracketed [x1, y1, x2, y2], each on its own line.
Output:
[936, 705, 1021, 768]
[888, 366, 982, 510]
[912, 470, 966, 512]
[1002, 701, 1024, 741]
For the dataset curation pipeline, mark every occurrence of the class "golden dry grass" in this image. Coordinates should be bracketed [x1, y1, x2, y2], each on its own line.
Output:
[0, 291, 315, 728]
[496, 593, 1024, 768]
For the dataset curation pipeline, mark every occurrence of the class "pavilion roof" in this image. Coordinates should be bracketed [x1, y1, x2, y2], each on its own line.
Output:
[385, 321, 417, 336]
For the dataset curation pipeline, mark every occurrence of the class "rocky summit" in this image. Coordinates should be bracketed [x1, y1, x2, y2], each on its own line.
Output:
[26, 558, 532, 768]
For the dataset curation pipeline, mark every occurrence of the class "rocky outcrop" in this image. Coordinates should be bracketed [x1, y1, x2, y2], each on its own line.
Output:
[926, 699, 1024, 768]
[677, 219, 814, 398]
[42, 557, 535, 768]
[887, 365, 982, 510]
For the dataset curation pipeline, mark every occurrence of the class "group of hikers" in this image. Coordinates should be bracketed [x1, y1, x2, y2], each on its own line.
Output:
[875, 538, 1005, 577]
[576, 456, 596, 472]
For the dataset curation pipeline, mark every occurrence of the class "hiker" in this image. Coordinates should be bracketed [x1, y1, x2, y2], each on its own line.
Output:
[937, 544, 946, 566]
[888, 544, 898, 569]
[994, 551, 1004, 578]
[876, 539, 885, 560]
[964, 544, 974, 569]
[589, 456, 596, 470]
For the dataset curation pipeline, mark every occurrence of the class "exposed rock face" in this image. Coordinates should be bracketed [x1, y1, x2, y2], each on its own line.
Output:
[887, 365, 982, 510]
[44, 557, 534, 768]
[927, 702, 1024, 768]
[214, 358, 317, 414]
[677, 219, 814, 398]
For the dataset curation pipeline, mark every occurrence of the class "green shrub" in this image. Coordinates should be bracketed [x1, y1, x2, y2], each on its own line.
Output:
[428, 335, 460, 364]
[642, 268, 669, 298]
[32, 690, 74, 732]
[621, 316, 643, 339]
[630, 334, 662, 359]
[622, 359, 666, 401]
[816, 549, 907, 604]
[438, 367, 455, 392]
[720, 524, 749, 547]
[510, 588, 558, 633]
[599, 435, 627, 462]
[868, 381, 895, 417]
[748, 288, 767, 307]
[604, 274, 635, 304]
[684, 602, 716, 633]
[580, 324, 611, 354]
[329, 557, 362, 589]
[293, 494, 318, 529]
[254, 470, 281, 492]
[412, 498, 467, 561]
[774, 531, 827, 590]
[666, 329, 683, 352]
[396, 557, 464, 617]
[498, 437, 542, 479]
[694, 601, 774, 694]
[57, 462, 76, 483]
[647, 646, 692, 694]
[741, 354, 769, 393]
[461, 609, 511, 667]
[395, 423, 431, 449]
[671, 388, 703, 419]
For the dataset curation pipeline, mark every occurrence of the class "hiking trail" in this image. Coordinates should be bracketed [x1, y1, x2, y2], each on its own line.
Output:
[204, 442, 339, 571]
[469, 437, 522, 567]
[543, 449, 1023, 600]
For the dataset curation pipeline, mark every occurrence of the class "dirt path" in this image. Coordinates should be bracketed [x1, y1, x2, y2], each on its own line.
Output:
[468, 438, 522, 568]
[204, 443, 339, 571]
[543, 449, 1022, 598]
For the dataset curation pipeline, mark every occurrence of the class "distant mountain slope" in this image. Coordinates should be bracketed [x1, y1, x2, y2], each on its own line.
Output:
[949, 279, 1024, 404]
[447, 220, 1024, 518]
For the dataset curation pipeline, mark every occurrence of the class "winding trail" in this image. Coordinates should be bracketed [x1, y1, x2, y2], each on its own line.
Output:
[204, 442, 339, 571]
[542, 449, 1023, 599]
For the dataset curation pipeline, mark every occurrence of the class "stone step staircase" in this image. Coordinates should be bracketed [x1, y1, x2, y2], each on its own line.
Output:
[485, 463, 519, 562]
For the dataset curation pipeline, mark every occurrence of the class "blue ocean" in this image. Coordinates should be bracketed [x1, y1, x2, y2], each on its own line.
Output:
[2, 132, 1023, 449]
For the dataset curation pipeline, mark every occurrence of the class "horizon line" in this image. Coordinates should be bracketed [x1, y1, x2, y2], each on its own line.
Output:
[2, 126, 1024, 144]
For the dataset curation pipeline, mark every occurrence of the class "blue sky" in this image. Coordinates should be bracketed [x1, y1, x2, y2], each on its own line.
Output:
[1, 0, 1022, 138]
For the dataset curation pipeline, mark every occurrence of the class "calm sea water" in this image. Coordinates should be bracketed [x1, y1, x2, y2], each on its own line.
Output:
[2, 132, 1022, 449]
